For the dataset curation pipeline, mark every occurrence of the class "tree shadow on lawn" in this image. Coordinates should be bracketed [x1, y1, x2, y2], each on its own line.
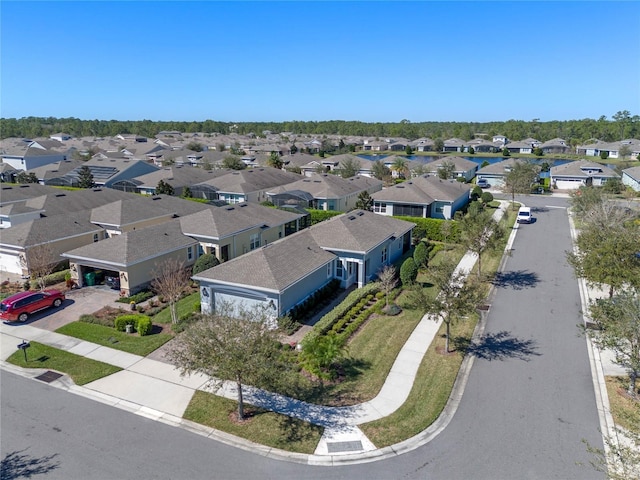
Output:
[453, 330, 541, 362]
[491, 270, 540, 290]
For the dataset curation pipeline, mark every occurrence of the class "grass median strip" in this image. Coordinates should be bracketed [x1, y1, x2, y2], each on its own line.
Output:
[56, 322, 172, 356]
[6, 341, 121, 385]
[184, 390, 323, 454]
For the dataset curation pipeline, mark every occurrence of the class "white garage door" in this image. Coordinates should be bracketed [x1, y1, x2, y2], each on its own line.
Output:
[554, 179, 583, 190]
[215, 292, 270, 318]
[0, 252, 23, 274]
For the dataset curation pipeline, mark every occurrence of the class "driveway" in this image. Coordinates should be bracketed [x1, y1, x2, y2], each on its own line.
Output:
[4, 286, 121, 332]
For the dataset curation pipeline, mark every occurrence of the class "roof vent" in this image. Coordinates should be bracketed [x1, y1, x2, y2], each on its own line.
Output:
[348, 215, 356, 220]
[357, 211, 364, 216]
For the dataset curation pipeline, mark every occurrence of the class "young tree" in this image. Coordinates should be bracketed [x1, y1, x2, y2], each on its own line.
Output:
[371, 160, 391, 181]
[405, 145, 413, 155]
[339, 156, 361, 178]
[156, 179, 175, 195]
[413, 241, 429, 269]
[222, 155, 245, 170]
[585, 429, 640, 480]
[407, 260, 484, 353]
[433, 138, 444, 153]
[437, 160, 456, 180]
[459, 209, 503, 279]
[289, 143, 298, 154]
[391, 157, 409, 179]
[21, 243, 56, 291]
[168, 305, 283, 420]
[186, 141, 204, 152]
[267, 151, 283, 169]
[16, 172, 39, 184]
[377, 264, 398, 309]
[502, 161, 539, 207]
[151, 258, 192, 324]
[181, 186, 193, 198]
[400, 257, 418, 286]
[192, 253, 220, 275]
[77, 165, 95, 188]
[355, 190, 373, 211]
[502, 147, 511, 157]
[587, 288, 640, 397]
[567, 208, 640, 298]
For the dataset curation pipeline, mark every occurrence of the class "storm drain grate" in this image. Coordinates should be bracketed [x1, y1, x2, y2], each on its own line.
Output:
[35, 371, 63, 383]
[326, 440, 363, 453]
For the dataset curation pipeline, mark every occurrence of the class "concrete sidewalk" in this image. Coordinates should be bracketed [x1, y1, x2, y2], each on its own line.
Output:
[8, 199, 621, 462]
[0, 202, 511, 459]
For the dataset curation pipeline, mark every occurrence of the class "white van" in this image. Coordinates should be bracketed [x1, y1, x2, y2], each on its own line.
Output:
[517, 207, 532, 224]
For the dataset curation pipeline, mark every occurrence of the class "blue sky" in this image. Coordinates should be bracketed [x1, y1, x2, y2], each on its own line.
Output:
[1, 1, 639, 123]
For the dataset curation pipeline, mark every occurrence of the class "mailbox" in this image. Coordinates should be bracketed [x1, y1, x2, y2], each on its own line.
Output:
[17, 340, 30, 361]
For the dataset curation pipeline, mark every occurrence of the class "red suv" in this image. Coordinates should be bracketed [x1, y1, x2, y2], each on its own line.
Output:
[0, 289, 65, 323]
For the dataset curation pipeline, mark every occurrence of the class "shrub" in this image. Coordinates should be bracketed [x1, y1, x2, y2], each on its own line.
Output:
[192, 253, 220, 275]
[400, 257, 418, 286]
[395, 216, 460, 243]
[428, 244, 444, 260]
[42, 270, 69, 287]
[136, 316, 152, 336]
[79, 313, 114, 328]
[278, 315, 301, 335]
[117, 291, 154, 304]
[413, 241, 429, 269]
[308, 209, 342, 225]
[480, 192, 494, 204]
[114, 314, 150, 333]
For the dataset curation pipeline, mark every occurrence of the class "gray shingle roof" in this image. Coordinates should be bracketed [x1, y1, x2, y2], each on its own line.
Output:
[307, 209, 414, 253]
[193, 229, 335, 292]
[179, 202, 303, 240]
[267, 173, 380, 199]
[550, 160, 619, 178]
[0, 212, 102, 248]
[62, 220, 197, 267]
[90, 198, 174, 227]
[371, 175, 471, 204]
[194, 168, 302, 194]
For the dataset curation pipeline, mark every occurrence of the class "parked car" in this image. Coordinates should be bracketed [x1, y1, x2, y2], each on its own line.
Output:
[476, 178, 490, 188]
[0, 289, 65, 323]
[516, 206, 533, 224]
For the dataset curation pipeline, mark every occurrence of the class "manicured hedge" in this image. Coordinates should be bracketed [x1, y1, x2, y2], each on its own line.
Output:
[395, 216, 460, 243]
[308, 209, 343, 225]
[42, 270, 69, 286]
[114, 314, 152, 336]
[302, 282, 379, 347]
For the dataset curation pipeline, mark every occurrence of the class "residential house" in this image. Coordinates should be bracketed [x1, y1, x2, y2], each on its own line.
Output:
[190, 168, 302, 203]
[505, 138, 540, 155]
[111, 165, 225, 195]
[371, 175, 471, 220]
[410, 138, 435, 152]
[0, 212, 105, 276]
[550, 160, 619, 190]
[62, 220, 198, 295]
[424, 156, 478, 182]
[266, 173, 382, 211]
[467, 138, 498, 153]
[540, 138, 570, 154]
[178, 202, 307, 262]
[475, 158, 525, 188]
[1, 139, 68, 171]
[443, 138, 466, 152]
[193, 210, 414, 321]
[45, 157, 160, 188]
[621, 166, 640, 191]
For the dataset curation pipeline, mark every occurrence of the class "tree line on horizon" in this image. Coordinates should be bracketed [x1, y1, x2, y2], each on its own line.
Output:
[1, 111, 638, 144]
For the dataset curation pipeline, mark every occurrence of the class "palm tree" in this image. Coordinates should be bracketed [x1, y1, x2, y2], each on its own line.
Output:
[391, 157, 409, 179]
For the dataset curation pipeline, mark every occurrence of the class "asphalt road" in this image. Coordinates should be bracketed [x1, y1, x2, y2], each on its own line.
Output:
[1, 195, 605, 480]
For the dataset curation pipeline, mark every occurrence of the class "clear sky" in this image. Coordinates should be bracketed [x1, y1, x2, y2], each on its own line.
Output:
[1, 1, 639, 123]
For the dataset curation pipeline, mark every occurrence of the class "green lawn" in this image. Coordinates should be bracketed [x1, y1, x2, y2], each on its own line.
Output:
[606, 376, 640, 434]
[183, 390, 323, 454]
[152, 292, 200, 324]
[56, 322, 172, 356]
[6, 341, 121, 385]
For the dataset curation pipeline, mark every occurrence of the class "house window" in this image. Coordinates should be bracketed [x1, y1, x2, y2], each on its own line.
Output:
[93, 233, 99, 243]
[336, 260, 344, 279]
[327, 263, 332, 277]
[435, 205, 444, 214]
[381, 247, 388, 263]
[374, 202, 387, 213]
[250, 233, 260, 250]
[187, 246, 193, 261]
